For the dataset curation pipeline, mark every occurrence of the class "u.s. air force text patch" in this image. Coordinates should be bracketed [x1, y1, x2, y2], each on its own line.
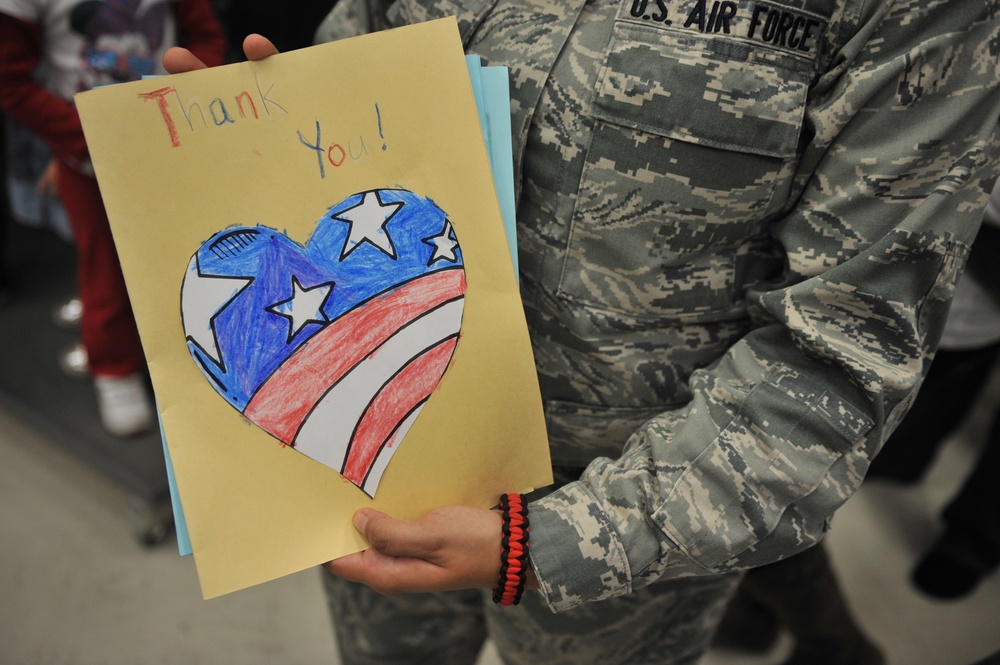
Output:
[618, 0, 828, 58]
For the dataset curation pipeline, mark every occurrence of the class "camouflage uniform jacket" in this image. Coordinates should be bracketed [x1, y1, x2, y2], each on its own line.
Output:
[318, 0, 1000, 612]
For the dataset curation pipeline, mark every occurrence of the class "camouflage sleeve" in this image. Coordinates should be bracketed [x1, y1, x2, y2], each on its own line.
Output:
[313, 0, 395, 43]
[528, 2, 1000, 612]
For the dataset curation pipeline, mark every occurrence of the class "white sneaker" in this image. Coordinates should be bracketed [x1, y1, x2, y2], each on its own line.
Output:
[94, 374, 154, 438]
[52, 296, 83, 330]
[58, 342, 90, 380]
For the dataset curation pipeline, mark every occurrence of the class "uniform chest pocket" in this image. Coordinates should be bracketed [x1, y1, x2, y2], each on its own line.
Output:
[558, 21, 812, 320]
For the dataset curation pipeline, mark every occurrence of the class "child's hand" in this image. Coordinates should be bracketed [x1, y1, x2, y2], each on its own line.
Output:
[325, 506, 539, 595]
[163, 34, 279, 74]
[36, 159, 58, 198]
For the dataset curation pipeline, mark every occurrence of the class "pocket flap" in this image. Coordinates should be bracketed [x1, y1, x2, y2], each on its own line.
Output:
[592, 21, 811, 158]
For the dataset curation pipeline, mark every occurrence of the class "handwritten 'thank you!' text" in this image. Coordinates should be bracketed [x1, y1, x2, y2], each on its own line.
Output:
[137, 73, 386, 179]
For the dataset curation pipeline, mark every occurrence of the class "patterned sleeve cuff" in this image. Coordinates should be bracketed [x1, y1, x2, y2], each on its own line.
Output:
[527, 481, 633, 612]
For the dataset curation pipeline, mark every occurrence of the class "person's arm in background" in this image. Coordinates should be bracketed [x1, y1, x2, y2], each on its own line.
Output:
[173, 0, 226, 68]
[0, 0, 225, 169]
[0, 12, 90, 170]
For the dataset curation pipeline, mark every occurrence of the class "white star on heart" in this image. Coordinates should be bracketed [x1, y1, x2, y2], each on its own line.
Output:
[266, 276, 334, 341]
[181, 255, 253, 369]
[423, 220, 460, 264]
[332, 191, 404, 259]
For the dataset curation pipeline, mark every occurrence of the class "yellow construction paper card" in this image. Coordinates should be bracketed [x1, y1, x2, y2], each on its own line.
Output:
[75, 18, 552, 599]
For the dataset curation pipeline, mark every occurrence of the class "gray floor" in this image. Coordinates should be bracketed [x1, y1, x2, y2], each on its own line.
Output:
[2, 379, 999, 665]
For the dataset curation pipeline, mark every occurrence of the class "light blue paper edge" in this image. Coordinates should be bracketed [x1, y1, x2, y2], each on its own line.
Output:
[480, 65, 517, 274]
[159, 406, 193, 555]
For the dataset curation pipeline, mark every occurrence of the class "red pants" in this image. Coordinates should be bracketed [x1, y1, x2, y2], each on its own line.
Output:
[56, 160, 144, 377]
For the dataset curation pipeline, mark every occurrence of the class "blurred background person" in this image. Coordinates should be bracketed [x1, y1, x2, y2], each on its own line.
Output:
[867, 178, 1000, 601]
[3, 107, 84, 373]
[0, 0, 226, 436]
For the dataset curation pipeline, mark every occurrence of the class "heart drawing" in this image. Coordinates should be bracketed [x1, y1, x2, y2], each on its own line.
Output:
[180, 188, 466, 497]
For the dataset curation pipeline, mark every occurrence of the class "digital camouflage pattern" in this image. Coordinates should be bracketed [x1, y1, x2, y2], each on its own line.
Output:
[324, 567, 740, 665]
[322, 466, 744, 664]
[317, 0, 1000, 659]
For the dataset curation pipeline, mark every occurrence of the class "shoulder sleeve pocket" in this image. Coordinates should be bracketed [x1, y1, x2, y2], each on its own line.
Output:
[655, 368, 873, 568]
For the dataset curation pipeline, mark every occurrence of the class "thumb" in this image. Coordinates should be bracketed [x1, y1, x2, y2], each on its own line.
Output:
[162, 46, 207, 74]
[242, 34, 280, 61]
[355, 509, 440, 560]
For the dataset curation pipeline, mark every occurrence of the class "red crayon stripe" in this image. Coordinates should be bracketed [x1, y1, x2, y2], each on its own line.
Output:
[342, 336, 459, 485]
[245, 269, 465, 442]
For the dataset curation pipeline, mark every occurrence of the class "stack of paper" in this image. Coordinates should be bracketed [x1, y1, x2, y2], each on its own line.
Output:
[76, 18, 550, 599]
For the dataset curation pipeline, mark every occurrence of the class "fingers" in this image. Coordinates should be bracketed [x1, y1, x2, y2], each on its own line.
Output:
[163, 35, 278, 76]
[162, 47, 207, 74]
[355, 509, 441, 560]
[243, 34, 280, 61]
[325, 506, 507, 595]
[325, 548, 445, 595]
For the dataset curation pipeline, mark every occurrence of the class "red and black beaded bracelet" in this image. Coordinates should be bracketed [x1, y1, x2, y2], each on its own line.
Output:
[492, 493, 530, 606]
